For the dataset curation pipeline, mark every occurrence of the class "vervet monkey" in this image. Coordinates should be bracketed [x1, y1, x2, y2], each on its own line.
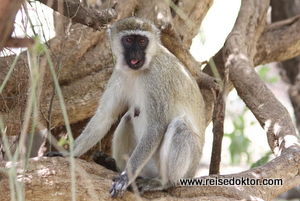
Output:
[45, 17, 205, 198]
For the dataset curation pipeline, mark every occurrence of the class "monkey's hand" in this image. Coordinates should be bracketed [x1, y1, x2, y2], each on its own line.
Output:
[44, 151, 70, 157]
[110, 171, 129, 198]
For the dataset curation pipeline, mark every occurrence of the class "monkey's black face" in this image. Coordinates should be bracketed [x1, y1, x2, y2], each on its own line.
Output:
[122, 34, 149, 70]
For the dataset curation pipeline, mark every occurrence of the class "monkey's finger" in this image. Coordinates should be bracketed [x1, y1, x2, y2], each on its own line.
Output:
[110, 185, 118, 198]
[110, 181, 124, 198]
[109, 182, 116, 193]
[110, 189, 118, 199]
[120, 184, 127, 198]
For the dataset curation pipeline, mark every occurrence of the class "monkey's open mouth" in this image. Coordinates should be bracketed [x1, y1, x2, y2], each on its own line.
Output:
[127, 58, 144, 69]
[131, 59, 140, 65]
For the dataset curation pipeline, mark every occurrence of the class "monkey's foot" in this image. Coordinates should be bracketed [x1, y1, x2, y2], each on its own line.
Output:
[93, 151, 118, 172]
[134, 176, 166, 193]
[110, 172, 129, 198]
[127, 176, 146, 194]
[44, 151, 64, 157]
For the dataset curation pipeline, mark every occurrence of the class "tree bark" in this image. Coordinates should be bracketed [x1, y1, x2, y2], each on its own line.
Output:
[0, 145, 299, 200]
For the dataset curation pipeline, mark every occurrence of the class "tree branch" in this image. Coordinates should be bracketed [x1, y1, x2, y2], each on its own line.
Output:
[202, 13, 300, 124]
[209, 90, 226, 175]
[203, 13, 300, 77]
[1, 149, 300, 200]
[37, 0, 118, 31]
[255, 14, 300, 65]
[224, 0, 300, 156]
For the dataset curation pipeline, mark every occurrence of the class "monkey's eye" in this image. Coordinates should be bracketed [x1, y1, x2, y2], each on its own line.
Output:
[122, 36, 134, 46]
[139, 37, 148, 45]
[125, 37, 133, 43]
[138, 37, 148, 46]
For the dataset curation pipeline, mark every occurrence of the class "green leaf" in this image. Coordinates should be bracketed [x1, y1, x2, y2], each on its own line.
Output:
[58, 137, 69, 146]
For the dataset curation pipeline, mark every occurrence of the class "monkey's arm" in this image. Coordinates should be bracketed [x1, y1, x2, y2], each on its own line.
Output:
[71, 103, 123, 157]
[45, 72, 127, 158]
[128, 124, 165, 177]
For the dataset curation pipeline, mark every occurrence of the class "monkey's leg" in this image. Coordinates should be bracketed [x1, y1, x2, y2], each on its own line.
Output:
[136, 116, 202, 192]
[161, 116, 202, 183]
[112, 112, 136, 172]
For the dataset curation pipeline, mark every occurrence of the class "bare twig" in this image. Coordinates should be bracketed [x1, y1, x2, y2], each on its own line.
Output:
[209, 60, 229, 175]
